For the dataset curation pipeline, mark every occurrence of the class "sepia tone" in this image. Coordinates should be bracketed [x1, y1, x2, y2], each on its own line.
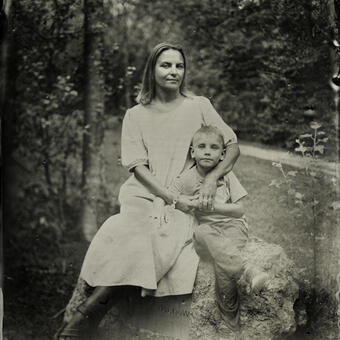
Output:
[1, 0, 339, 339]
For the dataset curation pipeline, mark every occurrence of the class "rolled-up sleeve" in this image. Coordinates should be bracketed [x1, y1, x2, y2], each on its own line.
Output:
[199, 96, 237, 146]
[228, 171, 248, 203]
[121, 109, 148, 171]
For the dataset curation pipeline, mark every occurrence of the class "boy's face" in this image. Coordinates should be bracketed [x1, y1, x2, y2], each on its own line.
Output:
[191, 132, 225, 172]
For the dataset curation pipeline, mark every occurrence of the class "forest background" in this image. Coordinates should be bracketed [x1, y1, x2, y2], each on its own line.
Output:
[1, 0, 340, 339]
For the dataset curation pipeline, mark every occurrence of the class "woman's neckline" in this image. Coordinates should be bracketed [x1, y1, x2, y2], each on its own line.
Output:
[145, 95, 191, 114]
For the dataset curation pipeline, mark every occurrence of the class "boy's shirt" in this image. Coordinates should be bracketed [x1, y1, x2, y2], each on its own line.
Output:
[170, 167, 248, 228]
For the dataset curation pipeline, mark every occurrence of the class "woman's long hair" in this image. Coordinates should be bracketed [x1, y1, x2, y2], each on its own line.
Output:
[137, 42, 188, 105]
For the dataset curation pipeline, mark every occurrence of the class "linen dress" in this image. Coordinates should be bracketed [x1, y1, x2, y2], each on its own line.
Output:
[79, 95, 238, 297]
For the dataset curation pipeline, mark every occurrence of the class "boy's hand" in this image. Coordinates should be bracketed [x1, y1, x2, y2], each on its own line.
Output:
[199, 175, 217, 211]
[176, 194, 199, 213]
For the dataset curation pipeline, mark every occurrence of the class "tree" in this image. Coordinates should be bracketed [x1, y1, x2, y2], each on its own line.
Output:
[144, 0, 335, 150]
[79, 0, 106, 241]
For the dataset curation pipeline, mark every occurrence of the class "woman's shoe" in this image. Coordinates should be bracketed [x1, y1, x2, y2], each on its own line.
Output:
[54, 320, 84, 339]
[55, 286, 115, 340]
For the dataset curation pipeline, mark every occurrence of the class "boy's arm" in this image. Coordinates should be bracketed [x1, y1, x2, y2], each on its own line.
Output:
[200, 172, 247, 218]
[207, 199, 245, 218]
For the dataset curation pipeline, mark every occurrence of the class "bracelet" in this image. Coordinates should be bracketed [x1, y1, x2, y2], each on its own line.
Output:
[170, 194, 179, 209]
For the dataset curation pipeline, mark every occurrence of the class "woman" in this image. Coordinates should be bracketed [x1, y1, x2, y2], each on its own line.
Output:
[55, 42, 240, 340]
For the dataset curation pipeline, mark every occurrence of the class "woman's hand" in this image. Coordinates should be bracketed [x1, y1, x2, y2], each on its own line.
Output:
[198, 175, 218, 211]
[176, 194, 199, 213]
[151, 197, 169, 227]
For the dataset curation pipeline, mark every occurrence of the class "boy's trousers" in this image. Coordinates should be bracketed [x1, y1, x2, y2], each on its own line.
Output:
[193, 219, 248, 330]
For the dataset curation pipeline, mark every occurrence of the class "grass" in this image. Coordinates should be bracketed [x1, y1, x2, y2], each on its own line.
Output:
[233, 155, 338, 339]
[3, 126, 339, 340]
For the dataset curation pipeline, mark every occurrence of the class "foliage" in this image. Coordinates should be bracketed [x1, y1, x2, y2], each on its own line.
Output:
[269, 121, 336, 211]
[142, 0, 337, 150]
[4, 0, 151, 298]
[4, 0, 83, 273]
[268, 122, 339, 314]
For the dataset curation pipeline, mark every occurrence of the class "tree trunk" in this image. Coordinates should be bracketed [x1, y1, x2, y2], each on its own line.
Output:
[0, 3, 12, 334]
[308, 0, 340, 329]
[328, 0, 340, 310]
[79, 0, 105, 241]
[123, 7, 131, 110]
[1, 0, 16, 157]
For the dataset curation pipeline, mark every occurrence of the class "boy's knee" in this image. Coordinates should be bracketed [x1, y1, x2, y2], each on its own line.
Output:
[193, 224, 214, 260]
[194, 224, 212, 240]
[215, 254, 244, 280]
[193, 237, 211, 261]
[193, 225, 211, 249]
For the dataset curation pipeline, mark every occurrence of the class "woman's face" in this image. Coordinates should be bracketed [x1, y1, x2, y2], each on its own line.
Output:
[154, 49, 185, 93]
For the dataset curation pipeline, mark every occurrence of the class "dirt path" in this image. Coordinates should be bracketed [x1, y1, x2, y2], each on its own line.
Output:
[239, 142, 339, 176]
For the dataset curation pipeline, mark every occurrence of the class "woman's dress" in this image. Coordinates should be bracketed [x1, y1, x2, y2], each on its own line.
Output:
[68, 96, 237, 307]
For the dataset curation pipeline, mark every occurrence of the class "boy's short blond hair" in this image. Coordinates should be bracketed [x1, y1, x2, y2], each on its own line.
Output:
[192, 125, 225, 147]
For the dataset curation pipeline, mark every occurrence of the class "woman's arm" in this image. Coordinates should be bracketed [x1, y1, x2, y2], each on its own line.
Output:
[135, 165, 198, 214]
[197, 97, 241, 210]
[199, 143, 240, 210]
[206, 143, 240, 181]
[134, 165, 175, 204]
[151, 196, 168, 226]
[176, 194, 199, 213]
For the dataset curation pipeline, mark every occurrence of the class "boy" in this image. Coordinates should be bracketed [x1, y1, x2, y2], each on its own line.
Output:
[153, 125, 268, 333]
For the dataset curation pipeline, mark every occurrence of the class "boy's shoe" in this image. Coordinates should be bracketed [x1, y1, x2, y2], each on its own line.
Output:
[218, 322, 241, 340]
[217, 299, 241, 333]
[251, 271, 270, 294]
[244, 266, 270, 294]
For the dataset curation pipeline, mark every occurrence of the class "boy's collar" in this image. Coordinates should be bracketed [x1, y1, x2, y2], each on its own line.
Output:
[194, 166, 225, 185]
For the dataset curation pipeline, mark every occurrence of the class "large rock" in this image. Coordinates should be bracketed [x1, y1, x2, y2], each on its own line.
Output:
[65, 237, 304, 339]
[101, 237, 303, 339]
[189, 236, 302, 340]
